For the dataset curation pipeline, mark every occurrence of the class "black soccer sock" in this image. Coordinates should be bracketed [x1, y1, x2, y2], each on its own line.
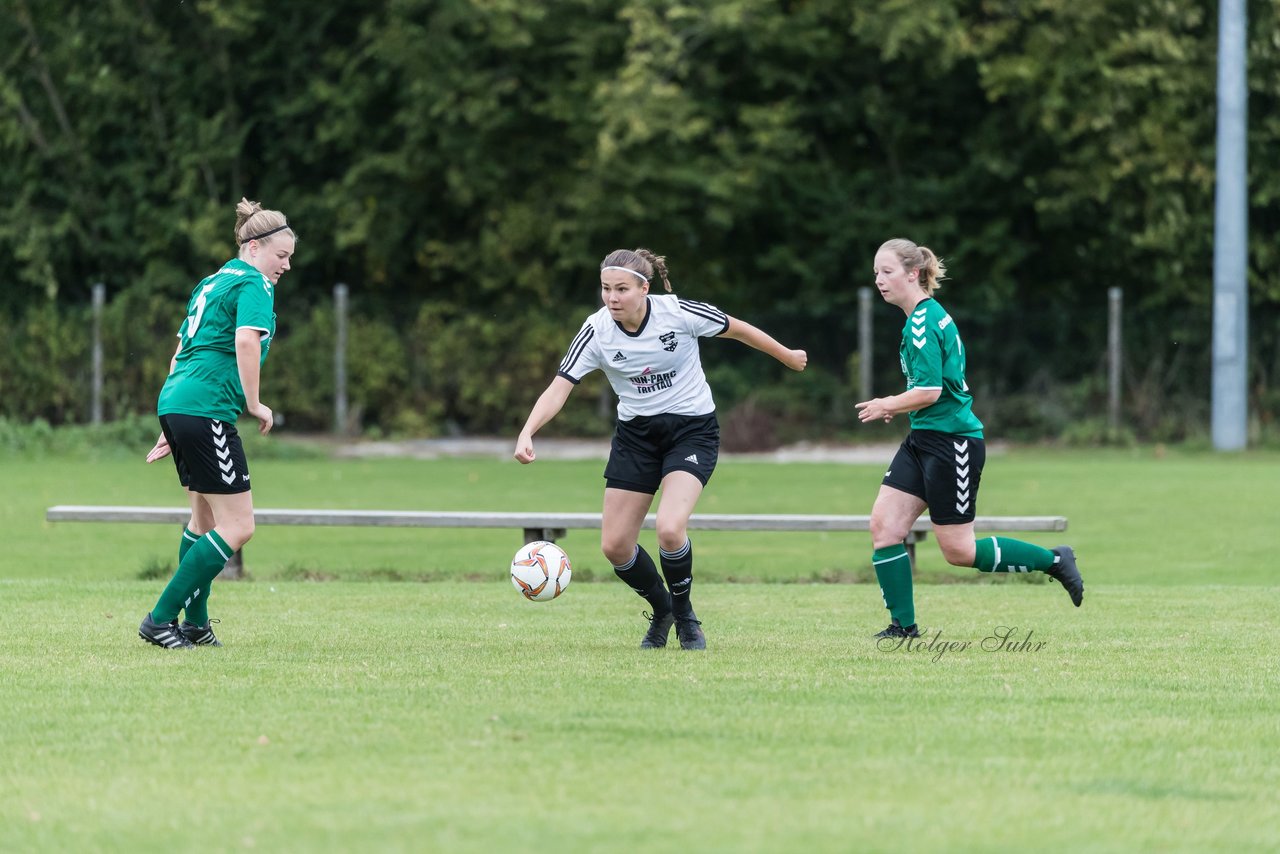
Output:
[659, 538, 694, 617]
[613, 545, 671, 616]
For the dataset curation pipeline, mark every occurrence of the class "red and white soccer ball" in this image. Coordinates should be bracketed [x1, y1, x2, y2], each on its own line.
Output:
[509, 541, 572, 602]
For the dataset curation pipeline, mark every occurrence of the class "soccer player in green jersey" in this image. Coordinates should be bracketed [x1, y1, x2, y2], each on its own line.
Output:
[854, 238, 1083, 639]
[137, 198, 295, 649]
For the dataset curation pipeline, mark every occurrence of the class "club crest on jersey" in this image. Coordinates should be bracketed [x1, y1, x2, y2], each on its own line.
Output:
[612, 351, 627, 362]
[659, 331, 677, 352]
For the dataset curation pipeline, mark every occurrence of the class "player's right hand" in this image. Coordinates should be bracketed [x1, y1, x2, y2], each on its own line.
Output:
[513, 434, 536, 464]
[145, 432, 171, 463]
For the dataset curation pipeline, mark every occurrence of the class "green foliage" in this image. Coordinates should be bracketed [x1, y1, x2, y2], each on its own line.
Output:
[269, 303, 410, 433]
[0, 414, 155, 458]
[2, 0, 1279, 438]
[0, 303, 91, 422]
[0, 414, 324, 461]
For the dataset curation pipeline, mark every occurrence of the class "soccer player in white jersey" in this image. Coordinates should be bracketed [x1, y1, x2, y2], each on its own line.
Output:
[515, 248, 807, 650]
[137, 198, 294, 649]
[855, 238, 1083, 639]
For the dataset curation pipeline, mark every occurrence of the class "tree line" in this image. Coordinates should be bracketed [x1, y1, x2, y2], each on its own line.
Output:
[2, 0, 1277, 442]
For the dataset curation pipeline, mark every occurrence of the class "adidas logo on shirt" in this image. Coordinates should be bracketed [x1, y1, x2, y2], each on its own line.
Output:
[684, 454, 698, 464]
[612, 351, 627, 362]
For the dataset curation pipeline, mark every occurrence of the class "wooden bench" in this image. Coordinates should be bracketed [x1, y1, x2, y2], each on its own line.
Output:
[45, 505, 1067, 579]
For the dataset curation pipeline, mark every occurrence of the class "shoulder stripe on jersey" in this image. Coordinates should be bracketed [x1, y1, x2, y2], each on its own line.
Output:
[678, 298, 727, 325]
[558, 324, 595, 374]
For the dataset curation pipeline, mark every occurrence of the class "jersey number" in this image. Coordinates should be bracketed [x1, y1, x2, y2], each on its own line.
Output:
[185, 282, 217, 342]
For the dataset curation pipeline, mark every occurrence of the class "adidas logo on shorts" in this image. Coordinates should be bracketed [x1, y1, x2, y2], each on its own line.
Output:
[684, 454, 698, 464]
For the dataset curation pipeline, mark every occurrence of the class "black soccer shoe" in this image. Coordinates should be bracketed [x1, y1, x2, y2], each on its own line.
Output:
[640, 610, 675, 649]
[674, 614, 706, 651]
[138, 612, 195, 649]
[179, 619, 222, 647]
[873, 619, 920, 640]
[1047, 546, 1084, 607]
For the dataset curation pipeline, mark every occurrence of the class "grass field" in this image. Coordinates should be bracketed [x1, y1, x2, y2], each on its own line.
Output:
[3, 444, 1279, 851]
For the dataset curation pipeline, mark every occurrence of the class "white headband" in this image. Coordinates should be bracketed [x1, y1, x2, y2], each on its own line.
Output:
[601, 265, 649, 282]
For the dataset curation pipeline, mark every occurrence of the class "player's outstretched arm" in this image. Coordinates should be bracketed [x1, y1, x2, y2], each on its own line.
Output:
[720, 315, 807, 372]
[514, 376, 575, 464]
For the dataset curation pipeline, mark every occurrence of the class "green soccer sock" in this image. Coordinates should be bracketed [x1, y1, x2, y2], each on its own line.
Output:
[972, 537, 1057, 573]
[179, 527, 200, 563]
[177, 527, 212, 625]
[184, 588, 211, 627]
[152, 530, 233, 624]
[873, 544, 915, 628]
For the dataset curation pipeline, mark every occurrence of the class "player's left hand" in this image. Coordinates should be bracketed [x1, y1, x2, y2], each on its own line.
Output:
[145, 433, 171, 463]
[854, 398, 894, 424]
[784, 349, 808, 372]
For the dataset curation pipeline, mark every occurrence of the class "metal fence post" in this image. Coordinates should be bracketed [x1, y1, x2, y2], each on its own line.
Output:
[1211, 0, 1248, 450]
[334, 283, 349, 435]
[91, 282, 105, 425]
[1107, 287, 1123, 433]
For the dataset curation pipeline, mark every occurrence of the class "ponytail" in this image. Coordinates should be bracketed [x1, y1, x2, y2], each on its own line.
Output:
[879, 238, 947, 295]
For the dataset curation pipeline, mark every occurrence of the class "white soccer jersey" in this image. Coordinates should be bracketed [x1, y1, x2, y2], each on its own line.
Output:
[558, 294, 730, 420]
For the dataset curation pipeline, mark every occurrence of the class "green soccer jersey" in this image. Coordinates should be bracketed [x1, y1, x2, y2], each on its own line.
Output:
[157, 258, 276, 421]
[898, 297, 983, 437]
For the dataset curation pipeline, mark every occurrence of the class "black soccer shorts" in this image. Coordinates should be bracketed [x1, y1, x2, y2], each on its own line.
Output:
[604, 412, 720, 494]
[882, 429, 986, 525]
[158, 413, 252, 495]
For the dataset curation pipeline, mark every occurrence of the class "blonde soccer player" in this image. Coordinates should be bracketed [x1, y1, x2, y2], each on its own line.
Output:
[856, 238, 1083, 639]
[139, 198, 294, 649]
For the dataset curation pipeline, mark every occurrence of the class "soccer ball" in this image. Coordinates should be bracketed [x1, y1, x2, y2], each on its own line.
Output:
[510, 541, 572, 602]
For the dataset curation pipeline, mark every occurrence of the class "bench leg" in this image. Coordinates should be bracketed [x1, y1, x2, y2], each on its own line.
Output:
[904, 531, 927, 575]
[523, 527, 567, 545]
[217, 549, 244, 580]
